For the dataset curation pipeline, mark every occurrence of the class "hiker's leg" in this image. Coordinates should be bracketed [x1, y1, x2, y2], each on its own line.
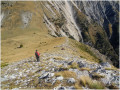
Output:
[37, 57, 39, 62]
[38, 57, 40, 62]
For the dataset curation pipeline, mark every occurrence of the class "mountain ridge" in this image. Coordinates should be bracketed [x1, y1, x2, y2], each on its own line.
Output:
[1, 1, 119, 67]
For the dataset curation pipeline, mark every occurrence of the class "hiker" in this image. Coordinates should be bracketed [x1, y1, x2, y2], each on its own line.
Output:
[35, 50, 40, 62]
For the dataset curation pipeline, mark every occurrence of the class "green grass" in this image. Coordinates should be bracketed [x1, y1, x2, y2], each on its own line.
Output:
[1, 62, 9, 68]
[88, 80, 105, 89]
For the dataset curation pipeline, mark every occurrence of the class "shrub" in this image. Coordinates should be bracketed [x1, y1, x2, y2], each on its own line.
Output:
[69, 35, 74, 40]
[20, 44, 23, 48]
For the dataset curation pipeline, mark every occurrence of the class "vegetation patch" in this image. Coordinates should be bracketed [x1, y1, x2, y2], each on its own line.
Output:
[53, 57, 64, 60]
[1, 62, 9, 68]
[69, 62, 78, 69]
[79, 67, 91, 71]
[75, 42, 98, 61]
[17, 44, 23, 48]
[107, 83, 119, 89]
[105, 67, 116, 70]
[88, 80, 105, 89]
[92, 73, 105, 80]
[79, 76, 105, 89]
[55, 71, 77, 79]
[57, 64, 69, 71]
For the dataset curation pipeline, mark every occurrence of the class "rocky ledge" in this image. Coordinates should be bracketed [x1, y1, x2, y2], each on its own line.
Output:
[1, 53, 119, 89]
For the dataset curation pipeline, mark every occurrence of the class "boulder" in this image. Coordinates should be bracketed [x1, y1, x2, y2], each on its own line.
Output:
[67, 78, 76, 84]
[45, 78, 56, 84]
[39, 72, 55, 79]
[56, 76, 64, 81]
[68, 61, 74, 65]
[93, 66, 106, 74]
[49, 73, 55, 77]
[39, 72, 49, 79]
[77, 61, 86, 68]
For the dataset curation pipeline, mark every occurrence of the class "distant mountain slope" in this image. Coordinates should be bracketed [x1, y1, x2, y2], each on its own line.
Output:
[1, 1, 119, 67]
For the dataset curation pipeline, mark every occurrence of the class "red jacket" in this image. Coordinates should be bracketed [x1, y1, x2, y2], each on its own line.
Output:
[36, 51, 40, 56]
[35, 51, 40, 58]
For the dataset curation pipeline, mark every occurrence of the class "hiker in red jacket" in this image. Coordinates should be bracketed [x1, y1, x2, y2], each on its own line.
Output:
[35, 50, 40, 62]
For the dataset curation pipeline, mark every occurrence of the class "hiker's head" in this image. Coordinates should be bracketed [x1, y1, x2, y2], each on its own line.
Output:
[36, 50, 37, 52]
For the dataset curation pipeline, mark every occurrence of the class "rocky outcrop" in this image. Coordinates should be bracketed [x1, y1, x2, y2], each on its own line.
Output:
[1, 52, 119, 89]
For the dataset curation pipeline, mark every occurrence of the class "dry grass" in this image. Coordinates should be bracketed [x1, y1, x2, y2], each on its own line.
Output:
[92, 73, 105, 80]
[69, 62, 78, 69]
[1, 1, 66, 64]
[108, 23, 113, 36]
[69, 39, 100, 63]
[57, 64, 69, 71]
[79, 67, 91, 71]
[105, 67, 117, 70]
[108, 83, 119, 89]
[79, 76, 105, 89]
[53, 57, 64, 60]
[74, 83, 83, 89]
[1, 34, 66, 63]
[55, 71, 77, 79]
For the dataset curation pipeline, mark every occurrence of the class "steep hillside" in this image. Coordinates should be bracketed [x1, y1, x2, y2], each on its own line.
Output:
[1, 1, 119, 89]
[1, 38, 119, 89]
[1, 1, 119, 67]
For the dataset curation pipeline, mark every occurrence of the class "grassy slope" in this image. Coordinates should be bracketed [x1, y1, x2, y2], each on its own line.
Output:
[1, 1, 65, 63]
[1, 1, 101, 64]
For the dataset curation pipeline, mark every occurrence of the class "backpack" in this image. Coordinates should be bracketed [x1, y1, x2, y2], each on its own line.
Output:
[35, 52, 39, 58]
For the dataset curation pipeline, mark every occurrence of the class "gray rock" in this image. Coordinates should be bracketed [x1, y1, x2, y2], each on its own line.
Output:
[67, 78, 76, 84]
[21, 11, 32, 28]
[93, 66, 106, 74]
[100, 62, 111, 68]
[39, 72, 49, 79]
[56, 76, 64, 81]
[77, 61, 86, 68]
[68, 61, 74, 65]
[78, 70, 89, 77]
[48, 73, 55, 77]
